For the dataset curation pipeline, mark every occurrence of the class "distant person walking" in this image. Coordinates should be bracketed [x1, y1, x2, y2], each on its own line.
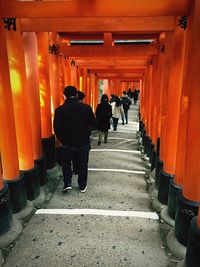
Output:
[133, 89, 139, 105]
[95, 94, 112, 145]
[127, 88, 133, 99]
[111, 95, 122, 131]
[121, 91, 132, 124]
[54, 86, 96, 193]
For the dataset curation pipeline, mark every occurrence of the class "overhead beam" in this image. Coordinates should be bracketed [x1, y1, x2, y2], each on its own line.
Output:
[20, 17, 175, 32]
[60, 33, 158, 41]
[0, 0, 191, 18]
[90, 69, 145, 73]
[78, 65, 147, 70]
[97, 76, 143, 80]
[59, 44, 158, 57]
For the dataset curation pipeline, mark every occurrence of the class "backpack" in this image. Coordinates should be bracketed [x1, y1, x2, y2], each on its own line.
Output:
[122, 97, 131, 110]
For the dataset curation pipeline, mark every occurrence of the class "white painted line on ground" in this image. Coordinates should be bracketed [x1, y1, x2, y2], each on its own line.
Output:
[111, 130, 137, 134]
[91, 149, 140, 154]
[88, 168, 145, 174]
[35, 208, 159, 220]
[113, 140, 137, 146]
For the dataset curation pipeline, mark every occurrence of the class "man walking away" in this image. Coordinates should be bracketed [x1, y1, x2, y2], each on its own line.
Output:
[54, 86, 96, 193]
[121, 91, 132, 124]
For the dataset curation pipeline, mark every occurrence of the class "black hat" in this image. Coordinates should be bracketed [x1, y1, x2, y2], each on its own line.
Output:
[77, 91, 85, 101]
[63, 86, 77, 98]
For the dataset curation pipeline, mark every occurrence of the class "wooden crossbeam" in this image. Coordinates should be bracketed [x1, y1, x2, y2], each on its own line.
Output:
[90, 69, 145, 73]
[60, 33, 158, 41]
[0, 0, 190, 18]
[97, 76, 143, 80]
[20, 17, 175, 32]
[59, 44, 158, 57]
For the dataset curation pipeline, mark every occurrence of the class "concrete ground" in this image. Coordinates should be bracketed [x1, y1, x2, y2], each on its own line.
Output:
[2, 103, 173, 267]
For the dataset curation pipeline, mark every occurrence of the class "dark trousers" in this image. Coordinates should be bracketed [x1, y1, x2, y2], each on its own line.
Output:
[112, 117, 119, 130]
[61, 144, 90, 189]
[123, 109, 129, 124]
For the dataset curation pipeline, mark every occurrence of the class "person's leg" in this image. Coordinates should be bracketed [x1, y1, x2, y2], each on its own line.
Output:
[121, 109, 125, 125]
[77, 145, 90, 192]
[104, 131, 108, 143]
[72, 156, 79, 174]
[124, 109, 128, 124]
[61, 146, 73, 191]
[98, 131, 102, 145]
[115, 118, 119, 130]
[113, 117, 117, 130]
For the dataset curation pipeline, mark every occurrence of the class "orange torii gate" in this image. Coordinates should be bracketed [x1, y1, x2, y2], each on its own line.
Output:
[0, 1, 199, 266]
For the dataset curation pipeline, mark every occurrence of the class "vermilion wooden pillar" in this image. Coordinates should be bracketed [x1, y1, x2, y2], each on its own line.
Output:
[58, 54, 65, 104]
[6, 19, 40, 201]
[77, 66, 80, 89]
[70, 59, 78, 88]
[37, 32, 56, 169]
[103, 79, 109, 96]
[95, 76, 99, 110]
[175, 3, 200, 258]
[90, 73, 96, 111]
[156, 32, 173, 195]
[159, 32, 173, 165]
[49, 32, 60, 110]
[79, 68, 84, 92]
[0, 158, 3, 191]
[158, 20, 186, 207]
[0, 20, 27, 218]
[153, 33, 166, 186]
[23, 32, 47, 186]
[149, 56, 159, 170]
[0, 20, 19, 181]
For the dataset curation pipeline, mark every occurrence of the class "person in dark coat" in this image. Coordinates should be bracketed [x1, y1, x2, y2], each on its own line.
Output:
[95, 94, 112, 145]
[133, 89, 139, 105]
[72, 90, 86, 174]
[54, 86, 96, 193]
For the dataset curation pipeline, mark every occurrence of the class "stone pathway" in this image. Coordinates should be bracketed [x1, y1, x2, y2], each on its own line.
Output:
[3, 103, 170, 267]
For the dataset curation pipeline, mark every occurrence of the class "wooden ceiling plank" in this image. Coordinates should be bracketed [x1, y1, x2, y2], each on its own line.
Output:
[0, 0, 190, 18]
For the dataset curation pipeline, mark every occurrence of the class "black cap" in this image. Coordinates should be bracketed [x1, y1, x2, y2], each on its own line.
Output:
[77, 91, 85, 101]
[63, 86, 77, 98]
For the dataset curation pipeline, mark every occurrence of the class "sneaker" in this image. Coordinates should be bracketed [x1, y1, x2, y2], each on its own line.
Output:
[63, 184, 72, 192]
[80, 186, 87, 193]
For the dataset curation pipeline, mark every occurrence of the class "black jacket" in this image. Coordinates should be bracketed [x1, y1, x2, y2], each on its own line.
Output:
[54, 98, 96, 147]
[95, 102, 112, 131]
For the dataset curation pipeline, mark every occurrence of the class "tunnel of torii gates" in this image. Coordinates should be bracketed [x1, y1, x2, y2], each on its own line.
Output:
[0, 0, 200, 265]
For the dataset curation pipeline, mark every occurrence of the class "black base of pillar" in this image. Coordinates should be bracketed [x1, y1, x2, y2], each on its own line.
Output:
[156, 137, 160, 158]
[149, 143, 154, 162]
[158, 169, 173, 205]
[142, 130, 147, 146]
[42, 135, 56, 169]
[139, 120, 143, 132]
[0, 184, 13, 236]
[146, 136, 151, 157]
[22, 164, 40, 201]
[150, 149, 156, 171]
[155, 158, 163, 187]
[5, 174, 27, 214]
[167, 178, 181, 220]
[175, 192, 199, 246]
[34, 155, 47, 186]
[186, 217, 200, 267]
